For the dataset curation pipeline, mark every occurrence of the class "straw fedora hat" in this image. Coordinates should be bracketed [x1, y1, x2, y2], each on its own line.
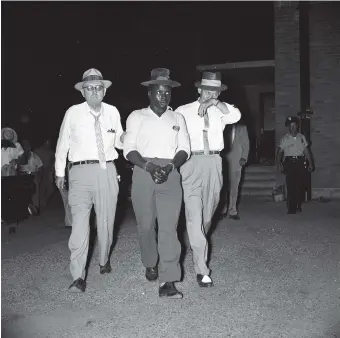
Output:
[195, 71, 228, 91]
[1, 127, 18, 143]
[75, 68, 112, 91]
[141, 68, 181, 88]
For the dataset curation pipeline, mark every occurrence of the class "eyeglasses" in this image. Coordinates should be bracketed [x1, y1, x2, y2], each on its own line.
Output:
[83, 85, 104, 92]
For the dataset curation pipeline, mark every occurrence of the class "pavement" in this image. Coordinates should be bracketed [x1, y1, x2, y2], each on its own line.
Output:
[1, 193, 340, 338]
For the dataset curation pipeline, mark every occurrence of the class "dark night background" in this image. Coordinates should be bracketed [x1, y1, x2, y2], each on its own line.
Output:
[1, 1, 274, 147]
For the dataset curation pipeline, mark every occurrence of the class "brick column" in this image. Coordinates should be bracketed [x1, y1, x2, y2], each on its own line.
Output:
[274, 1, 301, 148]
[274, 2, 301, 186]
[309, 2, 340, 196]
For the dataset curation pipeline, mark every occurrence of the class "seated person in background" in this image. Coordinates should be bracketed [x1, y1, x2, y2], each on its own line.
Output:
[19, 140, 43, 211]
[1, 127, 24, 177]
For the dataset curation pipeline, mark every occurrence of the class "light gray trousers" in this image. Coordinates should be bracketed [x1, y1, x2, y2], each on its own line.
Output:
[227, 163, 242, 216]
[59, 187, 72, 227]
[131, 158, 182, 283]
[68, 162, 119, 280]
[180, 155, 223, 275]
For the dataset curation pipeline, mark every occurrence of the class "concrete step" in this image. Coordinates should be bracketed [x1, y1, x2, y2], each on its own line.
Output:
[244, 165, 276, 173]
[241, 165, 276, 197]
[243, 172, 276, 181]
[240, 186, 273, 196]
[242, 179, 276, 189]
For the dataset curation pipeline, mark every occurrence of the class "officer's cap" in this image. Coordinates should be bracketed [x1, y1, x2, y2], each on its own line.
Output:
[285, 116, 299, 127]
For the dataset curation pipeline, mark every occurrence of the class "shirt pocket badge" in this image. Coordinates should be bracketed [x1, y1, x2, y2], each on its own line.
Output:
[172, 125, 180, 132]
[107, 129, 116, 133]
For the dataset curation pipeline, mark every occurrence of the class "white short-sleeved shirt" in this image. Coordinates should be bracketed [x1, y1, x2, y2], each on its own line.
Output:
[175, 101, 241, 152]
[1, 142, 24, 166]
[279, 133, 308, 156]
[55, 102, 124, 177]
[123, 107, 191, 160]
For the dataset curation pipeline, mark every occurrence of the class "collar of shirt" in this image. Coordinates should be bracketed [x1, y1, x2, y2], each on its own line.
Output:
[146, 106, 173, 116]
[86, 102, 104, 117]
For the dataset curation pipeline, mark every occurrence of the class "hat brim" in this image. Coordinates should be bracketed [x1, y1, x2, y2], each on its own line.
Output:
[195, 82, 228, 91]
[141, 80, 181, 88]
[1, 127, 18, 143]
[75, 80, 112, 91]
[285, 119, 299, 127]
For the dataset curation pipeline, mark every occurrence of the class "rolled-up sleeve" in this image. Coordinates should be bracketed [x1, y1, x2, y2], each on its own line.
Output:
[55, 109, 71, 177]
[176, 113, 191, 159]
[221, 103, 242, 126]
[123, 111, 141, 160]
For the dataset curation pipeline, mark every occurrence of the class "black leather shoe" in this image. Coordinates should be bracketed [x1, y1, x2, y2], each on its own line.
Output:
[159, 282, 183, 299]
[69, 278, 86, 293]
[145, 267, 158, 281]
[229, 214, 240, 220]
[100, 261, 112, 274]
[197, 274, 214, 287]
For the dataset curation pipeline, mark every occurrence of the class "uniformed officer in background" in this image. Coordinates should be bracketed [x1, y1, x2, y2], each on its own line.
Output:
[276, 116, 314, 214]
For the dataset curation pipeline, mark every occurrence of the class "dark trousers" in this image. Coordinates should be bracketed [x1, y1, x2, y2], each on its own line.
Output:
[284, 157, 306, 212]
[131, 158, 182, 283]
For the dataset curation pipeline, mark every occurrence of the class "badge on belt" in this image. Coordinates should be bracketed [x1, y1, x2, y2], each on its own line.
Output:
[172, 125, 180, 132]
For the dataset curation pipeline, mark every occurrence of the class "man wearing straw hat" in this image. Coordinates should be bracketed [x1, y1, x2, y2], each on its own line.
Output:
[55, 68, 124, 293]
[1, 127, 24, 176]
[175, 71, 241, 287]
[123, 68, 190, 299]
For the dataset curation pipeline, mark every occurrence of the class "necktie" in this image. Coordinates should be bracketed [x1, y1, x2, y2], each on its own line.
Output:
[91, 113, 107, 169]
[203, 113, 210, 155]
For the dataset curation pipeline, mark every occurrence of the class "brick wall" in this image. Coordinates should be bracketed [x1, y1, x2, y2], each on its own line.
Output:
[274, 2, 340, 194]
[274, 1, 301, 149]
[274, 2, 301, 186]
[309, 2, 340, 189]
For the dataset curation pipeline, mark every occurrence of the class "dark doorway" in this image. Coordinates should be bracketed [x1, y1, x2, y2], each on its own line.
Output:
[258, 92, 275, 165]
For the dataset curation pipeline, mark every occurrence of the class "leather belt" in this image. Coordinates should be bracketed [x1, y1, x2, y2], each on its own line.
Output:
[285, 156, 304, 162]
[71, 160, 114, 167]
[191, 150, 220, 156]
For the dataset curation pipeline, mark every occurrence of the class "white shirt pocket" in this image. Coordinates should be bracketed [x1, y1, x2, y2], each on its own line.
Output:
[105, 127, 116, 150]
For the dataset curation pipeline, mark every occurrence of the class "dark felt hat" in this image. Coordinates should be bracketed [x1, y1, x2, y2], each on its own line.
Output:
[141, 68, 181, 87]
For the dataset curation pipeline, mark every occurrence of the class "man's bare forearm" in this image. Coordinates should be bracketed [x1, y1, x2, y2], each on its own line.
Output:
[304, 147, 314, 165]
[214, 99, 230, 115]
[170, 150, 188, 169]
[276, 148, 283, 167]
[126, 150, 149, 170]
